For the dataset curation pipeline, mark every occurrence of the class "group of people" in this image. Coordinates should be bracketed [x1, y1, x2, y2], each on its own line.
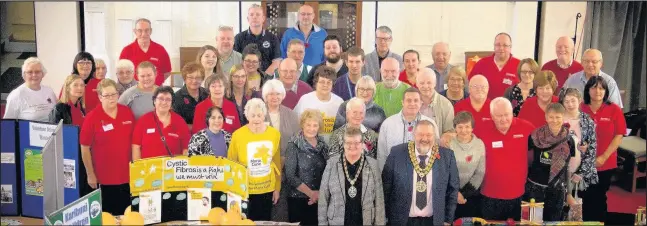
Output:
[3, 3, 628, 225]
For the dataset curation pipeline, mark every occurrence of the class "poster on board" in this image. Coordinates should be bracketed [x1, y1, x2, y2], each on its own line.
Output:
[24, 149, 44, 196]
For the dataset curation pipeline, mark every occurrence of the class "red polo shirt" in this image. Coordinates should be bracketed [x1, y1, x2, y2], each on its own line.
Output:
[454, 97, 492, 138]
[192, 97, 241, 134]
[84, 78, 101, 111]
[581, 103, 626, 171]
[119, 40, 172, 86]
[479, 118, 534, 199]
[398, 70, 417, 88]
[133, 111, 190, 159]
[468, 54, 520, 99]
[516, 96, 559, 129]
[541, 60, 584, 95]
[79, 104, 135, 185]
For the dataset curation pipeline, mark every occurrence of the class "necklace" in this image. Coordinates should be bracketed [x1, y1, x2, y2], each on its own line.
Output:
[408, 141, 439, 193]
[342, 155, 365, 198]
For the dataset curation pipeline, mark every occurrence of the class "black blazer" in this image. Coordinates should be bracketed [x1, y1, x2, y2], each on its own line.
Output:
[382, 143, 459, 225]
[48, 102, 85, 125]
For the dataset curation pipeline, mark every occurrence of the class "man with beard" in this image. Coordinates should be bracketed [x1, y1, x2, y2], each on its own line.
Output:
[306, 35, 348, 87]
[382, 119, 459, 226]
[374, 57, 410, 117]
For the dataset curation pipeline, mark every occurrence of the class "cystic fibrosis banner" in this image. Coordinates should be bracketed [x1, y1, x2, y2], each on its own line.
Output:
[130, 156, 249, 199]
[45, 189, 102, 225]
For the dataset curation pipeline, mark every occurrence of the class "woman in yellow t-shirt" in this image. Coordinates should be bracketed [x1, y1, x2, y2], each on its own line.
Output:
[227, 98, 281, 221]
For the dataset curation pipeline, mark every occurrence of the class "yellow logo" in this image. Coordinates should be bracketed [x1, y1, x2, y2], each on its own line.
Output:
[253, 144, 271, 165]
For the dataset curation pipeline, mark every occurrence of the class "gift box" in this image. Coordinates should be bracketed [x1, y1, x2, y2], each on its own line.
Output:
[521, 199, 544, 224]
[636, 206, 646, 225]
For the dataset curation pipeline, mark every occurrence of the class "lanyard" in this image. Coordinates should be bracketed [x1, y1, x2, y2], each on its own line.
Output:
[346, 75, 355, 99]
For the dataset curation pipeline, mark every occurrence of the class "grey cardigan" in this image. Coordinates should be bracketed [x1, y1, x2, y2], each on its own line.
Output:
[265, 105, 300, 157]
[363, 50, 403, 82]
[318, 155, 386, 225]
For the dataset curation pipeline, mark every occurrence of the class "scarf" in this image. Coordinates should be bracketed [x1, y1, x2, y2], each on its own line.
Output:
[531, 124, 571, 183]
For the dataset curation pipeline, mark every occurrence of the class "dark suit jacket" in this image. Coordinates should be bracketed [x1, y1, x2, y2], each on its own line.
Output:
[382, 143, 459, 225]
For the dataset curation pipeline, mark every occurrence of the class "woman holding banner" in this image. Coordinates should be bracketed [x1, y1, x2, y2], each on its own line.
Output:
[132, 86, 190, 160]
[227, 98, 281, 221]
[79, 79, 135, 215]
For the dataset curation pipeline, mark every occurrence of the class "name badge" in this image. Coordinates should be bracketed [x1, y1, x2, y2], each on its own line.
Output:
[122, 121, 132, 125]
[102, 124, 114, 132]
[150, 57, 159, 61]
[225, 116, 234, 125]
[482, 117, 491, 121]
[147, 128, 155, 134]
[513, 134, 524, 138]
[443, 84, 448, 90]
[503, 78, 513, 85]
[168, 133, 179, 138]
[492, 141, 503, 148]
[600, 117, 611, 121]
[506, 73, 516, 77]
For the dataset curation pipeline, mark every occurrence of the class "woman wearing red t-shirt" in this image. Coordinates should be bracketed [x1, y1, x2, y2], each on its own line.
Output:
[80, 79, 135, 215]
[133, 86, 190, 160]
[192, 74, 242, 134]
[580, 76, 626, 223]
[399, 50, 420, 88]
[517, 70, 559, 128]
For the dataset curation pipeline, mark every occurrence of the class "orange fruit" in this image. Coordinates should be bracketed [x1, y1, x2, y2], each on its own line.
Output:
[101, 212, 117, 225]
[208, 207, 227, 225]
[120, 211, 145, 225]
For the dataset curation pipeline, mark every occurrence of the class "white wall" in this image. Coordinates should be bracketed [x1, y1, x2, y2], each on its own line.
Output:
[538, 2, 587, 65]
[375, 2, 538, 68]
[35, 2, 80, 94]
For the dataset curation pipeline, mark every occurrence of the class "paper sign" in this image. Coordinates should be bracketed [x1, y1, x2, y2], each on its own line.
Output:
[45, 189, 102, 225]
[187, 188, 211, 220]
[29, 122, 57, 148]
[226, 193, 242, 215]
[139, 190, 162, 225]
[64, 159, 76, 189]
[24, 149, 44, 196]
[130, 156, 249, 199]
[1, 184, 13, 203]
[1, 153, 15, 164]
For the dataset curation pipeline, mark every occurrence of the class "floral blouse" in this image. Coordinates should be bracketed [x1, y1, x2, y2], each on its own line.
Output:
[187, 129, 232, 157]
[327, 124, 378, 159]
[506, 84, 536, 117]
[571, 111, 599, 190]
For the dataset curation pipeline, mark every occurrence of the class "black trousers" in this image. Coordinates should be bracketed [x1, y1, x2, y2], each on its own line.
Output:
[248, 192, 273, 221]
[100, 183, 131, 216]
[407, 216, 433, 226]
[481, 196, 522, 221]
[455, 194, 482, 219]
[287, 197, 318, 225]
[523, 180, 567, 221]
[581, 169, 613, 223]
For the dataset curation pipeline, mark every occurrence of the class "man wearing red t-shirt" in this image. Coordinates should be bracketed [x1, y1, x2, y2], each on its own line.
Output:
[119, 18, 171, 86]
[479, 97, 534, 221]
[454, 75, 492, 138]
[469, 33, 520, 99]
[541, 36, 584, 95]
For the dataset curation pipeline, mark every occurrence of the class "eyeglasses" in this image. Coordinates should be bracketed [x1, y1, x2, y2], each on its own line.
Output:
[582, 60, 601, 64]
[24, 70, 43, 76]
[520, 70, 535, 75]
[494, 44, 511, 48]
[101, 93, 119, 99]
[279, 69, 298, 75]
[77, 61, 93, 66]
[357, 87, 373, 93]
[344, 141, 362, 147]
[117, 71, 133, 75]
[231, 74, 246, 79]
[155, 97, 173, 103]
[299, 12, 314, 17]
[244, 60, 259, 65]
[376, 37, 392, 42]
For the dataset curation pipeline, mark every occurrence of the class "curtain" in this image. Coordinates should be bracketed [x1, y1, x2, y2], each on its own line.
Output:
[581, 1, 646, 111]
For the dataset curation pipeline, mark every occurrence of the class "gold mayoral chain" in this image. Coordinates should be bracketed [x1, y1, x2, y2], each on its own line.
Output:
[342, 155, 365, 199]
[408, 141, 438, 193]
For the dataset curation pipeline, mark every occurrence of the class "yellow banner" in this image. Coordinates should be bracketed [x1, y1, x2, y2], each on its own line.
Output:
[129, 156, 249, 199]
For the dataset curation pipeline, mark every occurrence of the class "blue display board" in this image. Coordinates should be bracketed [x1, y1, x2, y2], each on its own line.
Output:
[1, 120, 18, 215]
[18, 120, 80, 218]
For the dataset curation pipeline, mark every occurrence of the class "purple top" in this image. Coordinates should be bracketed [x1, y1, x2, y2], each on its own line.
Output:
[206, 129, 228, 157]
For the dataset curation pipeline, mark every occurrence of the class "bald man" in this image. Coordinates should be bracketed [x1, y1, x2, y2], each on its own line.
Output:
[374, 57, 411, 117]
[469, 33, 520, 99]
[453, 75, 492, 138]
[427, 42, 454, 92]
[280, 4, 328, 66]
[541, 36, 584, 95]
[278, 58, 313, 109]
[562, 48, 623, 108]
[417, 68, 456, 146]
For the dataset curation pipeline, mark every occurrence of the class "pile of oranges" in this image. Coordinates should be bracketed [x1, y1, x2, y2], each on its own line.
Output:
[99, 206, 255, 225]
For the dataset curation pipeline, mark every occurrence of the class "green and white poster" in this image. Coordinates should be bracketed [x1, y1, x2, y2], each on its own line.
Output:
[24, 148, 43, 196]
[45, 189, 103, 225]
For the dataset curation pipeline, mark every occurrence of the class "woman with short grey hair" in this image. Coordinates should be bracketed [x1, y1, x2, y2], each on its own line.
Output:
[262, 79, 300, 222]
[333, 76, 386, 132]
[329, 97, 379, 159]
[114, 59, 138, 94]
